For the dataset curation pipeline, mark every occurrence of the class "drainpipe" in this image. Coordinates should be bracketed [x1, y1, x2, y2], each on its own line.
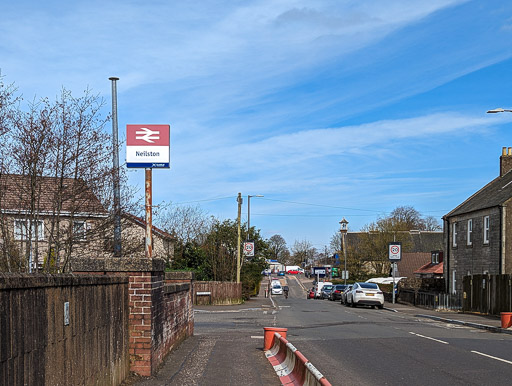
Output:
[501, 205, 506, 275]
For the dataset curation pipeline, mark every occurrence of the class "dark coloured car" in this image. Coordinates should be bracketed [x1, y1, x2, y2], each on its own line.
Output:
[321, 284, 334, 299]
[329, 284, 348, 301]
[278, 271, 286, 276]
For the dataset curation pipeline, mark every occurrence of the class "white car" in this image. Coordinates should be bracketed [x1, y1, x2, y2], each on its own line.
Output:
[271, 283, 283, 295]
[346, 282, 384, 309]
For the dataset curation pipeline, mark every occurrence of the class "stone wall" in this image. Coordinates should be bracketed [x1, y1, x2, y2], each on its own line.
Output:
[0, 273, 130, 386]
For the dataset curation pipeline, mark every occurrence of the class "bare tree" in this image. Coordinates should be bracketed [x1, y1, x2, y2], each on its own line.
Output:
[1, 86, 121, 272]
[157, 203, 212, 245]
[268, 234, 288, 261]
[291, 239, 316, 267]
[423, 215, 441, 231]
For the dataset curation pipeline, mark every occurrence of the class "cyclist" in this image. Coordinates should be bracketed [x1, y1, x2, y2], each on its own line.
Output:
[283, 285, 289, 299]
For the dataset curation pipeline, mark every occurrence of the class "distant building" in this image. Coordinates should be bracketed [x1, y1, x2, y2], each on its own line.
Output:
[346, 230, 443, 276]
[444, 147, 512, 294]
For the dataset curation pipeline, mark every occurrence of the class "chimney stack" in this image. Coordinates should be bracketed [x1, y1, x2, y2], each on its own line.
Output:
[500, 147, 512, 176]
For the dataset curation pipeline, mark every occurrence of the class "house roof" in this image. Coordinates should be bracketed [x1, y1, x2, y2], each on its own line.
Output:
[444, 169, 512, 218]
[123, 213, 175, 241]
[414, 261, 444, 275]
[0, 174, 107, 215]
[396, 252, 432, 278]
[346, 231, 443, 253]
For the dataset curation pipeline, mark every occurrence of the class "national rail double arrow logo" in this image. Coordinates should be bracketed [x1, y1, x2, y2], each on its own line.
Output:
[135, 127, 160, 143]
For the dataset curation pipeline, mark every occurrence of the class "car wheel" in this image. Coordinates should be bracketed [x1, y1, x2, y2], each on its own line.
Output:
[378, 304, 384, 309]
[351, 300, 356, 308]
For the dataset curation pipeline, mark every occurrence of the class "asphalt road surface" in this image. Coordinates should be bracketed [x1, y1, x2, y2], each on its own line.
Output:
[274, 275, 512, 385]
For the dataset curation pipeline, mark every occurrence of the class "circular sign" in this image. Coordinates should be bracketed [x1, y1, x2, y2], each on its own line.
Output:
[243, 242, 254, 255]
[391, 245, 400, 254]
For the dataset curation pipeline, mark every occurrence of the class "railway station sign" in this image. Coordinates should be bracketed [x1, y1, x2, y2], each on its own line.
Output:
[126, 124, 170, 168]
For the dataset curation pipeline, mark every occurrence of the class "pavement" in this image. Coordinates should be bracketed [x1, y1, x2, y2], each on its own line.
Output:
[126, 275, 512, 385]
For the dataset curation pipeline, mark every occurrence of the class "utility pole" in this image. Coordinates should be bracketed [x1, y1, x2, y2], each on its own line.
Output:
[237, 193, 242, 283]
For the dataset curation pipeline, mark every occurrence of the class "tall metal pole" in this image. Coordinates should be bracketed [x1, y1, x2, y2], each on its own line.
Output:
[145, 168, 153, 258]
[237, 193, 242, 283]
[343, 233, 347, 286]
[247, 195, 251, 241]
[109, 77, 122, 257]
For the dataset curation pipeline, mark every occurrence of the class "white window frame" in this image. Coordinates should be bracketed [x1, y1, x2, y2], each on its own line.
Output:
[73, 220, 87, 241]
[467, 219, 473, 246]
[483, 216, 490, 244]
[14, 219, 44, 241]
[452, 222, 457, 248]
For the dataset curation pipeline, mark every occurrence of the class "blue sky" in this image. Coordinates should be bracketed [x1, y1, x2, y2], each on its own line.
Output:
[3, 0, 512, 250]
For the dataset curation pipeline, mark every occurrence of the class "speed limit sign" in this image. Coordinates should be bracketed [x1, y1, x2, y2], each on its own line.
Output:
[243, 241, 255, 256]
[388, 242, 402, 261]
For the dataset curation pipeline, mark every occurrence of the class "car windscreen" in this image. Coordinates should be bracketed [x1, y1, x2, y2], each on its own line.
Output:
[359, 283, 378, 289]
[273, 284, 281, 288]
[323, 285, 333, 290]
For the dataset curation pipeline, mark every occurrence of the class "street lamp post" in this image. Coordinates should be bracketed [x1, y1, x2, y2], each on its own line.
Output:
[247, 195, 263, 241]
[339, 218, 348, 286]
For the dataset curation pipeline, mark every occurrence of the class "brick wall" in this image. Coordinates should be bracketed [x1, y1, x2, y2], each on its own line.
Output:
[73, 258, 194, 377]
[0, 273, 130, 386]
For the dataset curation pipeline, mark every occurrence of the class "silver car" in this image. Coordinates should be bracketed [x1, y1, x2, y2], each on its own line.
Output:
[346, 282, 384, 309]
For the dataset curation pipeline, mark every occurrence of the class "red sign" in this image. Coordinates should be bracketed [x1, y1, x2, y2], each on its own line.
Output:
[127, 124, 170, 146]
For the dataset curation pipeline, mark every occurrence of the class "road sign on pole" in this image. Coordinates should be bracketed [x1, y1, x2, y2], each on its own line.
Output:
[388, 242, 402, 261]
[243, 241, 255, 256]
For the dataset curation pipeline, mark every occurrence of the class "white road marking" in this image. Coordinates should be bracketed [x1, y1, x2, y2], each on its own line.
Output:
[471, 351, 512, 365]
[251, 336, 264, 339]
[409, 331, 449, 344]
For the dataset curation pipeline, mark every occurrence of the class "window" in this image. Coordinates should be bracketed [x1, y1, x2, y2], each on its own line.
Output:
[452, 270, 457, 295]
[484, 216, 490, 244]
[73, 221, 87, 240]
[452, 222, 458, 248]
[467, 219, 473, 246]
[14, 219, 44, 240]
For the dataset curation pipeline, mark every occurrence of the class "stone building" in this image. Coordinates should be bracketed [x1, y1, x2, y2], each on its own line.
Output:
[443, 147, 512, 294]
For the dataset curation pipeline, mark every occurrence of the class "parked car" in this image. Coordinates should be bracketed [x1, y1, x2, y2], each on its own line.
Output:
[340, 285, 353, 304]
[278, 271, 286, 276]
[346, 282, 384, 309]
[307, 288, 315, 299]
[329, 284, 348, 301]
[271, 282, 283, 295]
[287, 270, 300, 274]
[314, 281, 333, 299]
[261, 269, 271, 276]
[321, 284, 334, 299]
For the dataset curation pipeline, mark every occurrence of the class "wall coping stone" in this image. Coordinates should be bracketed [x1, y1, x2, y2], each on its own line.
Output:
[165, 271, 195, 281]
[0, 272, 127, 290]
[164, 283, 190, 294]
[72, 257, 165, 273]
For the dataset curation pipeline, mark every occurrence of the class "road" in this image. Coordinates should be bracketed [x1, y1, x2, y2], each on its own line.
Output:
[273, 275, 512, 385]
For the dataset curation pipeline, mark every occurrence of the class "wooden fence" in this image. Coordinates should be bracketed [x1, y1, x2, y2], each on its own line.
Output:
[194, 281, 242, 305]
[463, 274, 512, 315]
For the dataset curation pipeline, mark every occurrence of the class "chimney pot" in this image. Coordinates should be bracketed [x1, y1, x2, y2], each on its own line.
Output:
[504, 147, 508, 156]
[508, 147, 512, 156]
